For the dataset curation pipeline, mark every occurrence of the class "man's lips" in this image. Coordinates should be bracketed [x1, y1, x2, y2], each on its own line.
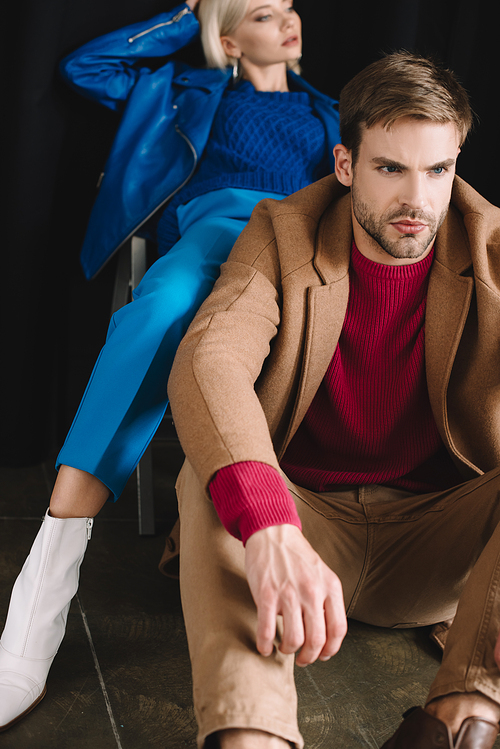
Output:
[390, 220, 428, 235]
[282, 35, 299, 46]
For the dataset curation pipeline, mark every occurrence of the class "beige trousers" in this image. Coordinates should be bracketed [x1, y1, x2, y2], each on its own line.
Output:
[176, 461, 500, 748]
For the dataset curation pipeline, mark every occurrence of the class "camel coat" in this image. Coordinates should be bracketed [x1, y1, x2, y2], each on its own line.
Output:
[168, 173, 500, 493]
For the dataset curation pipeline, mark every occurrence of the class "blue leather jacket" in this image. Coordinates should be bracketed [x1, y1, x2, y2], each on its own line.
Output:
[60, 3, 340, 280]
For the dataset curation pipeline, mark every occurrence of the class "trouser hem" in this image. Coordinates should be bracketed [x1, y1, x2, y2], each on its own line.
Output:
[197, 713, 303, 749]
[426, 680, 500, 707]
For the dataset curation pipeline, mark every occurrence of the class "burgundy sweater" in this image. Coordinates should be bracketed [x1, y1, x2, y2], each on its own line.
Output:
[210, 243, 462, 544]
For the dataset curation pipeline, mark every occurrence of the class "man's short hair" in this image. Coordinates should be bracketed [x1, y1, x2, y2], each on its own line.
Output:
[339, 51, 473, 165]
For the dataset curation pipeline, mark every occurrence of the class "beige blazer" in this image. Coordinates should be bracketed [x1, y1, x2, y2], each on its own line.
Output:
[168, 174, 500, 492]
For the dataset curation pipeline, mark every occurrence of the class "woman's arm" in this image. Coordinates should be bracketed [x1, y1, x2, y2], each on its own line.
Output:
[59, 2, 199, 111]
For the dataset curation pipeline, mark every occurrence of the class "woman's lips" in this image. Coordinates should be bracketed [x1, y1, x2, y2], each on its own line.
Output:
[391, 221, 427, 234]
[282, 36, 299, 46]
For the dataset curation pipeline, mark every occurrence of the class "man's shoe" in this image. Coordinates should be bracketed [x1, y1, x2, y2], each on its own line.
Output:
[380, 706, 499, 748]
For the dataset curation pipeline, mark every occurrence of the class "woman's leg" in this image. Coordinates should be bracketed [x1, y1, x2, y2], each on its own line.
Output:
[57, 188, 283, 506]
[0, 464, 110, 731]
[0, 218, 246, 732]
[50, 466, 110, 518]
[57, 216, 246, 502]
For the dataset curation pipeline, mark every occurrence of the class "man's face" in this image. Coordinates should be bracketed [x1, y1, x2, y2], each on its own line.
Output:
[334, 118, 461, 265]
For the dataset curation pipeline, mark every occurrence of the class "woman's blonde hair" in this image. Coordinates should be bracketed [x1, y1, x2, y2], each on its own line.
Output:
[198, 0, 301, 74]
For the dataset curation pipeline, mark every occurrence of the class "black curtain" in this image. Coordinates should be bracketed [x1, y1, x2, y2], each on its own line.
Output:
[2, 0, 496, 466]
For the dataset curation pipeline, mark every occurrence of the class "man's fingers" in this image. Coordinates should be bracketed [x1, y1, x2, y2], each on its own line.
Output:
[319, 593, 348, 661]
[279, 588, 305, 656]
[294, 584, 347, 666]
[295, 579, 347, 666]
[246, 525, 348, 665]
[255, 597, 279, 657]
[294, 605, 326, 666]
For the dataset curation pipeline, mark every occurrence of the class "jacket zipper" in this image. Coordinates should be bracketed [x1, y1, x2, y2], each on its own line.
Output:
[95, 125, 198, 278]
[130, 124, 198, 234]
[128, 7, 191, 43]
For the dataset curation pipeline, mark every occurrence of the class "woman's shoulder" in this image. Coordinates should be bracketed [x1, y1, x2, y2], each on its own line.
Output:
[168, 62, 231, 89]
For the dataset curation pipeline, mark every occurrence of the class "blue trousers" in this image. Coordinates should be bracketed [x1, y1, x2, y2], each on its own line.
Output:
[57, 188, 284, 499]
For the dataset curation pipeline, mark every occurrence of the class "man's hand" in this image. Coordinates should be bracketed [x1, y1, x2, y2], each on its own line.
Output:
[245, 524, 347, 667]
[186, 0, 200, 10]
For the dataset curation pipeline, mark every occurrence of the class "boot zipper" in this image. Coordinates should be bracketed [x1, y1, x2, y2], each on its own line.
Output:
[86, 518, 94, 540]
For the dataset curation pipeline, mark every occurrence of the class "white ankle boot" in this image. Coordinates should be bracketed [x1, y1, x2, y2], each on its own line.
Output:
[0, 510, 93, 731]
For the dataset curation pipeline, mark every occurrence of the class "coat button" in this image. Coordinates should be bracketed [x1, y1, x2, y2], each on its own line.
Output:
[181, 76, 189, 82]
[173, 104, 178, 109]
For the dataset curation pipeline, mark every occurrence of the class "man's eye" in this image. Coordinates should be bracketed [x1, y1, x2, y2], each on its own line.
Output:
[432, 167, 445, 174]
[381, 166, 399, 173]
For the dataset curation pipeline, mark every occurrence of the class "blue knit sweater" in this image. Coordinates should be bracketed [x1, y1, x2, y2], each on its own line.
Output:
[156, 79, 329, 253]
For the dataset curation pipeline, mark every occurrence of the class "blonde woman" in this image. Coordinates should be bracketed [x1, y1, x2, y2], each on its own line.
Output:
[0, 0, 340, 733]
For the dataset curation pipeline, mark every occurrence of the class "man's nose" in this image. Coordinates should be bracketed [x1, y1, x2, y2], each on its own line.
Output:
[399, 173, 427, 210]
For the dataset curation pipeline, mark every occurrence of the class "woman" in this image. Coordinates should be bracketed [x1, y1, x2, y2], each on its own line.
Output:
[0, 0, 340, 732]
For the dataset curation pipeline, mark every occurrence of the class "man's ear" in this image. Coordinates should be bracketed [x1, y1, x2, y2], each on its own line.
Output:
[220, 36, 241, 59]
[334, 144, 353, 187]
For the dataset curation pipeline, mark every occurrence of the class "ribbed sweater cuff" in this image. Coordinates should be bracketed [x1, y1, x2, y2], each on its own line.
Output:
[209, 461, 302, 545]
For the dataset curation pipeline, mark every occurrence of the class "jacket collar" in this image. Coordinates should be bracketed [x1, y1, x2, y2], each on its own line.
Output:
[434, 177, 473, 274]
[172, 64, 231, 92]
[172, 65, 339, 108]
[314, 189, 352, 284]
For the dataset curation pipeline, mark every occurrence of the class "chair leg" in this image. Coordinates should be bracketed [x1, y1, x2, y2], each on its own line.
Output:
[136, 445, 155, 536]
[110, 239, 132, 315]
[130, 236, 147, 290]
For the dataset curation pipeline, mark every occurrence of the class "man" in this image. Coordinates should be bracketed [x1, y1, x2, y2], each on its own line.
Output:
[167, 52, 500, 749]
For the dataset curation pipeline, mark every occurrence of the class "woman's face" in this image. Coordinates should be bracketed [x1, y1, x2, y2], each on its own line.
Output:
[222, 0, 301, 68]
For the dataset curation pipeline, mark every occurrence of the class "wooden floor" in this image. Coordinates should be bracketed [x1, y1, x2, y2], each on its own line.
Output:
[2, 443, 497, 748]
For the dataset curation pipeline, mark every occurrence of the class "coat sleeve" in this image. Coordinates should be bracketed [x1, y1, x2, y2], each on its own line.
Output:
[168, 201, 285, 492]
[59, 3, 199, 111]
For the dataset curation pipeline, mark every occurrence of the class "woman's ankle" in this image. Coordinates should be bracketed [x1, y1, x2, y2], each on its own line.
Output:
[49, 465, 109, 518]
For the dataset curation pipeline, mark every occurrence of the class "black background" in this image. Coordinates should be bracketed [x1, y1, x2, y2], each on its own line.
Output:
[3, 0, 496, 466]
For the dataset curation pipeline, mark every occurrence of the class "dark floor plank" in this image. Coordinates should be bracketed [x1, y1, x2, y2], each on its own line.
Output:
[76, 518, 197, 748]
[2, 453, 500, 747]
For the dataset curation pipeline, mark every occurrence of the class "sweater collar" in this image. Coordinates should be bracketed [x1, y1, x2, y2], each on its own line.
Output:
[351, 240, 435, 280]
[313, 175, 482, 284]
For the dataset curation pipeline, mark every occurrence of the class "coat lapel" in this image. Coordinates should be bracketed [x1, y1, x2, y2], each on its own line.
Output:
[425, 200, 474, 452]
[282, 181, 477, 460]
[280, 194, 352, 453]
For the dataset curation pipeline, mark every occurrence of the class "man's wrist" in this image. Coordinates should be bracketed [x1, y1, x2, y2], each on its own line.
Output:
[209, 461, 302, 545]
